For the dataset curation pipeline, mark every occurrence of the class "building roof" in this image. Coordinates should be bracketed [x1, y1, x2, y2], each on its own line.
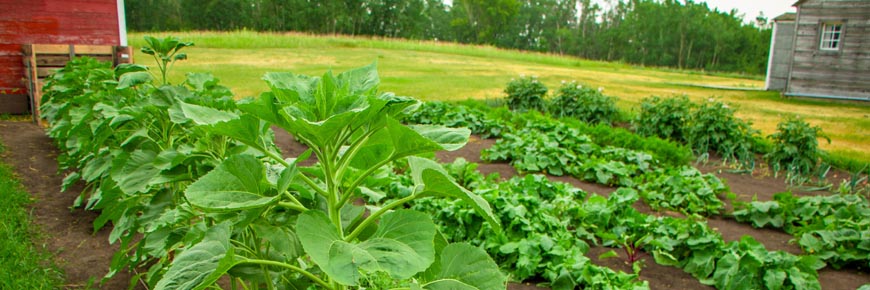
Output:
[793, 0, 809, 6]
[774, 13, 797, 22]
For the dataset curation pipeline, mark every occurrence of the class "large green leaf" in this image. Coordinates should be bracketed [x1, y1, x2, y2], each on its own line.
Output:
[154, 222, 236, 290]
[251, 223, 303, 263]
[111, 149, 160, 195]
[366, 210, 436, 278]
[422, 243, 506, 290]
[335, 62, 379, 96]
[117, 71, 152, 89]
[178, 101, 238, 125]
[185, 154, 277, 211]
[297, 210, 437, 286]
[408, 157, 501, 232]
[409, 125, 471, 151]
[296, 211, 341, 271]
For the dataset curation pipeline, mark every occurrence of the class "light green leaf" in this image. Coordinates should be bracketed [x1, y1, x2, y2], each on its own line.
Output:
[297, 210, 436, 286]
[179, 102, 238, 125]
[410, 125, 470, 151]
[422, 243, 506, 290]
[111, 150, 159, 195]
[251, 223, 303, 263]
[117, 71, 152, 89]
[185, 154, 276, 211]
[297, 211, 341, 272]
[154, 222, 236, 290]
[366, 210, 436, 278]
[335, 62, 379, 95]
[409, 157, 501, 232]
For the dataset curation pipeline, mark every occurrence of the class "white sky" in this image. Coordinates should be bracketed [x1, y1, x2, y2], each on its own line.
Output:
[441, 0, 799, 24]
[697, 0, 797, 22]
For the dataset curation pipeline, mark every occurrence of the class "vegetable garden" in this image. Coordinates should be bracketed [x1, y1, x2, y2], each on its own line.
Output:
[2, 36, 869, 289]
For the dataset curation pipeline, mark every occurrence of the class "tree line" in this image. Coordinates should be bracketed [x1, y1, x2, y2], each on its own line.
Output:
[126, 0, 773, 74]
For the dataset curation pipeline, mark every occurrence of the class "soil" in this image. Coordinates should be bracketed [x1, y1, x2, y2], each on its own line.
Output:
[2, 121, 868, 290]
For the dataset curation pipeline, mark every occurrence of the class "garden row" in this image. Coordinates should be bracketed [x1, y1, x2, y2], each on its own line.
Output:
[401, 86, 870, 287]
[41, 37, 506, 289]
[495, 75, 867, 185]
[363, 157, 828, 290]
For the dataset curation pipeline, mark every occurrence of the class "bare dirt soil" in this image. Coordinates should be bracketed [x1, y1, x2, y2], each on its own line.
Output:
[1, 121, 868, 289]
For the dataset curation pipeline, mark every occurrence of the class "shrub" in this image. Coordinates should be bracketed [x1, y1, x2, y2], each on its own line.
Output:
[685, 99, 758, 167]
[765, 116, 830, 182]
[505, 75, 547, 113]
[549, 81, 619, 124]
[633, 95, 693, 143]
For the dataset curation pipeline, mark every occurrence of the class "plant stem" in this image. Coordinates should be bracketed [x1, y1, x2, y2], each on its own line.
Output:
[260, 148, 329, 198]
[237, 259, 332, 289]
[339, 156, 394, 206]
[344, 194, 417, 242]
[277, 201, 307, 212]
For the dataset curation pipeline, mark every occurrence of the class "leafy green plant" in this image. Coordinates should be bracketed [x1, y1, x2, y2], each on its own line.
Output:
[163, 64, 505, 289]
[42, 43, 506, 290]
[505, 75, 547, 113]
[403, 101, 507, 138]
[140, 35, 194, 84]
[409, 165, 648, 290]
[549, 81, 619, 125]
[733, 192, 870, 269]
[637, 166, 727, 216]
[633, 95, 692, 143]
[685, 99, 758, 167]
[765, 117, 830, 184]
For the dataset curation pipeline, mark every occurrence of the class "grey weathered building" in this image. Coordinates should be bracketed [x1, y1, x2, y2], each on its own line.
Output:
[765, 0, 870, 101]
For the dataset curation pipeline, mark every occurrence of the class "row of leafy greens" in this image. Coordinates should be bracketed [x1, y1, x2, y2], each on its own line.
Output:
[40, 36, 506, 289]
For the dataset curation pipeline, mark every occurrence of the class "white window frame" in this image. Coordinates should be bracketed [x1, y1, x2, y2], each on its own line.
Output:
[819, 22, 843, 51]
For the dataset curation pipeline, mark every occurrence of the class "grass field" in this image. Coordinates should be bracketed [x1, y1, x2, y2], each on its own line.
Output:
[129, 31, 870, 164]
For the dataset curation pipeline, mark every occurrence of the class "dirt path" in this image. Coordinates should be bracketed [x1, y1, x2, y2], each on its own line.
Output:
[1, 120, 868, 289]
[0, 121, 134, 289]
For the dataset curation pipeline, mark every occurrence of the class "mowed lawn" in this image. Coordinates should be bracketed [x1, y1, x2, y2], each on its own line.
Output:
[129, 31, 870, 164]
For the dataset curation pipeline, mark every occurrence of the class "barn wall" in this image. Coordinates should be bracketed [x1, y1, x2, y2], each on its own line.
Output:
[0, 0, 121, 93]
[787, 0, 870, 100]
[766, 20, 796, 91]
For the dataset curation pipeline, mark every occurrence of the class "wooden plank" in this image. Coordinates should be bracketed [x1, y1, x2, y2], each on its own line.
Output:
[32, 44, 71, 54]
[36, 67, 61, 78]
[35, 55, 71, 66]
[73, 44, 113, 55]
[24, 48, 42, 125]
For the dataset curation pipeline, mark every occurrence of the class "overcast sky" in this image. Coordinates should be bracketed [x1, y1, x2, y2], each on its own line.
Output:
[699, 0, 797, 22]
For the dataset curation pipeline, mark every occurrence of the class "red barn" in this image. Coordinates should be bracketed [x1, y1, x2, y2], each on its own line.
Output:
[0, 0, 128, 114]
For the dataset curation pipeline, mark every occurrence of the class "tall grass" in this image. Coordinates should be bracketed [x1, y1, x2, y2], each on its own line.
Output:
[0, 143, 63, 289]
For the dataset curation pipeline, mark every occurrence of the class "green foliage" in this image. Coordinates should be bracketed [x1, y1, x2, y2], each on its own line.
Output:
[549, 81, 619, 125]
[733, 192, 870, 269]
[408, 160, 649, 290]
[481, 124, 653, 187]
[633, 95, 693, 143]
[582, 191, 824, 290]
[140, 35, 194, 84]
[0, 154, 63, 289]
[685, 99, 758, 167]
[765, 117, 830, 183]
[403, 101, 507, 138]
[637, 166, 727, 216]
[41, 49, 505, 289]
[505, 76, 548, 113]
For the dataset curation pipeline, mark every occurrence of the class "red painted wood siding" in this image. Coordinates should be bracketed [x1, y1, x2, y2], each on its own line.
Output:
[0, 0, 120, 92]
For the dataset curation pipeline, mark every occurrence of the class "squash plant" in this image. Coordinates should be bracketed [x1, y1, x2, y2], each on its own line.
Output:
[162, 64, 505, 289]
